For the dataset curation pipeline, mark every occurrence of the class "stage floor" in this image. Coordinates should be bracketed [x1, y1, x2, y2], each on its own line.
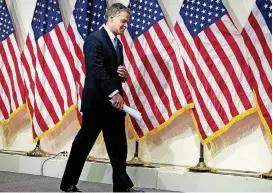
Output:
[0, 153, 271, 192]
[0, 171, 169, 192]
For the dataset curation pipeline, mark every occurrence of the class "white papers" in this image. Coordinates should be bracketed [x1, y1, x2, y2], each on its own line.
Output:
[110, 100, 142, 121]
[123, 104, 142, 121]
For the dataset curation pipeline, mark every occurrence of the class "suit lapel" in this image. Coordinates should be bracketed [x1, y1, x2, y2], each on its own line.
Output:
[101, 27, 118, 62]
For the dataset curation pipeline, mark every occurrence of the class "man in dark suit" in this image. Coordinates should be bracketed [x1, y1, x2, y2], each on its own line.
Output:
[60, 3, 142, 192]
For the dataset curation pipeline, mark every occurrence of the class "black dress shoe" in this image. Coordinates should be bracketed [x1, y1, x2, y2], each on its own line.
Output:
[60, 185, 82, 192]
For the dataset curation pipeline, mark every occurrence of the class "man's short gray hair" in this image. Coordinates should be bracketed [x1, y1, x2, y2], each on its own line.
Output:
[105, 3, 130, 20]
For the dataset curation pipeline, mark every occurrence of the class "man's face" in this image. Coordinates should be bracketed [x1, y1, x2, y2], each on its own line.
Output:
[110, 11, 129, 35]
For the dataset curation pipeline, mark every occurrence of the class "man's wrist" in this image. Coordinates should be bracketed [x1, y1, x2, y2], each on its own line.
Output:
[109, 90, 119, 98]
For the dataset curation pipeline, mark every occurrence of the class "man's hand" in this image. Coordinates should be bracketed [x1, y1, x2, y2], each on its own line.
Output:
[117, 65, 128, 78]
[111, 92, 124, 110]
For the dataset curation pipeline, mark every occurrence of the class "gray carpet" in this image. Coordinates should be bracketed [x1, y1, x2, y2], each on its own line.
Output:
[0, 171, 169, 192]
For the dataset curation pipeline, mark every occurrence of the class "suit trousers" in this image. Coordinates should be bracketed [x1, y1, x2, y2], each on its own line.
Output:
[60, 105, 133, 190]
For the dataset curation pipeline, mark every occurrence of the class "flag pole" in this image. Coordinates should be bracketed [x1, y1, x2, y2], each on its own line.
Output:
[188, 142, 212, 172]
[259, 169, 272, 179]
[127, 141, 146, 166]
[27, 140, 50, 157]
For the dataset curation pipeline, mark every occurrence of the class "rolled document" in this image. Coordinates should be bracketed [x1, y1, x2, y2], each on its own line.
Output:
[123, 104, 142, 121]
[110, 100, 142, 121]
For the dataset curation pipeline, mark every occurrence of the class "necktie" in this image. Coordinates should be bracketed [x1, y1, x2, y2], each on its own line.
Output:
[113, 37, 121, 60]
[113, 37, 118, 50]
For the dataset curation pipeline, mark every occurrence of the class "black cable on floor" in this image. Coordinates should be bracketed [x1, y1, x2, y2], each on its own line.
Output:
[41, 151, 65, 176]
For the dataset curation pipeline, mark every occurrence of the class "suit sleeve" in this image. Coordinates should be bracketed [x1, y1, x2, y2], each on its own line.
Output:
[83, 36, 119, 97]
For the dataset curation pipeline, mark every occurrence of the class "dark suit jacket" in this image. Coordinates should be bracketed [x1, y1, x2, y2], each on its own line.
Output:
[81, 27, 125, 113]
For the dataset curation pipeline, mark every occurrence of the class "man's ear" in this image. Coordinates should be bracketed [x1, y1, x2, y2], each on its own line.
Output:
[109, 16, 114, 23]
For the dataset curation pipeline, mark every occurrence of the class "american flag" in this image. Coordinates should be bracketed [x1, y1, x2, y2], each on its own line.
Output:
[173, 0, 256, 143]
[0, 0, 25, 125]
[67, 0, 106, 124]
[121, 0, 193, 138]
[21, 0, 77, 141]
[241, 0, 272, 139]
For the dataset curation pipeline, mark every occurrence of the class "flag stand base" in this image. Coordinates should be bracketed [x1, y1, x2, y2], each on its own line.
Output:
[86, 155, 96, 161]
[126, 141, 146, 166]
[27, 140, 50, 157]
[188, 143, 212, 172]
[188, 158, 212, 172]
[259, 169, 272, 179]
[86, 156, 109, 163]
[127, 154, 146, 166]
